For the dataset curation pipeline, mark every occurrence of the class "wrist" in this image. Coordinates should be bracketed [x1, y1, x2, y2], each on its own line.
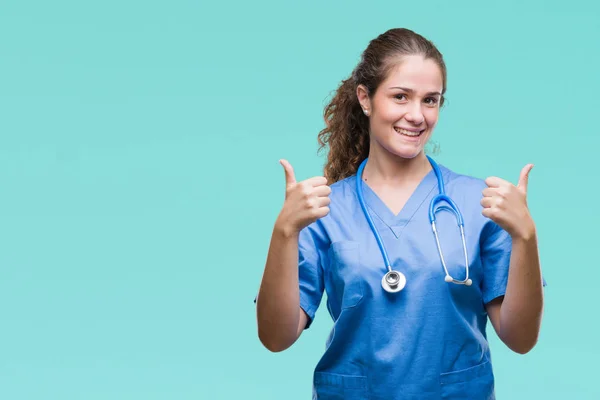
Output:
[512, 221, 537, 242]
[274, 218, 299, 239]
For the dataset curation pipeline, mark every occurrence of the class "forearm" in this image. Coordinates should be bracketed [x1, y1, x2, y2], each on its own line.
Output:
[499, 230, 544, 353]
[256, 222, 302, 352]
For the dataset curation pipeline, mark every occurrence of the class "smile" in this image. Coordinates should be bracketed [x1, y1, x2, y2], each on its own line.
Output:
[394, 127, 425, 137]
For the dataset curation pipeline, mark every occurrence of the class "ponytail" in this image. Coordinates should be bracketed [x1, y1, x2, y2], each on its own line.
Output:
[317, 77, 370, 184]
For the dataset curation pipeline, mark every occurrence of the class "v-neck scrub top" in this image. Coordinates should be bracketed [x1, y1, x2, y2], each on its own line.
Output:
[299, 165, 513, 400]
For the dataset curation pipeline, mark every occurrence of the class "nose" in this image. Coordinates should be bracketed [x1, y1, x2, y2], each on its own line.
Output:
[405, 102, 425, 125]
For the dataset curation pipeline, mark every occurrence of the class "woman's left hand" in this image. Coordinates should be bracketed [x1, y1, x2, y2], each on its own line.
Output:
[481, 164, 536, 240]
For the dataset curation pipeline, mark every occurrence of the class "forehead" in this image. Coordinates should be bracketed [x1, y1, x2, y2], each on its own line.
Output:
[380, 55, 444, 93]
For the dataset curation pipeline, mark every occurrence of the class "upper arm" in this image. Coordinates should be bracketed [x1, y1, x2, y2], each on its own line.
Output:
[296, 307, 309, 339]
[485, 296, 504, 337]
[297, 224, 327, 329]
[480, 220, 512, 304]
[479, 217, 511, 340]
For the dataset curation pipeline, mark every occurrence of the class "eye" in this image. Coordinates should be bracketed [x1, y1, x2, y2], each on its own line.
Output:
[424, 97, 439, 106]
[394, 94, 407, 101]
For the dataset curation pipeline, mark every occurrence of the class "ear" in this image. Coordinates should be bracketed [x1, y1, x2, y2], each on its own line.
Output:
[356, 84, 371, 114]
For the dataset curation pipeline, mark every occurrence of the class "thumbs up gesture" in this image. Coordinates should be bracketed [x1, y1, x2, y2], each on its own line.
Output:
[275, 159, 331, 236]
[481, 164, 536, 240]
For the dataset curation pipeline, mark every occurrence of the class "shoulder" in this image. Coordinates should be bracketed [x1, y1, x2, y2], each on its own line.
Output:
[438, 163, 506, 238]
[329, 175, 357, 197]
[301, 175, 357, 242]
[327, 175, 360, 215]
[440, 164, 488, 198]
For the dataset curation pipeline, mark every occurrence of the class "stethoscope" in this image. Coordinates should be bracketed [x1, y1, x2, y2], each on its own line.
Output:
[356, 156, 472, 293]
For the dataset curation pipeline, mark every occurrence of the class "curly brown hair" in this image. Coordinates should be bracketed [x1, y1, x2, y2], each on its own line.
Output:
[317, 28, 447, 184]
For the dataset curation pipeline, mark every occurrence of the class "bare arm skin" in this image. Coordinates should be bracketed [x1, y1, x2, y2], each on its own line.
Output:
[256, 160, 330, 352]
[482, 165, 544, 354]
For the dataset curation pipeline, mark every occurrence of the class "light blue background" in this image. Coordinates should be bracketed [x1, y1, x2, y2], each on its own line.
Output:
[0, 0, 597, 398]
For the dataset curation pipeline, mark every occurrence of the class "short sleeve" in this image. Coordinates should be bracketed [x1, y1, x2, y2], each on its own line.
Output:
[297, 223, 326, 329]
[480, 221, 512, 304]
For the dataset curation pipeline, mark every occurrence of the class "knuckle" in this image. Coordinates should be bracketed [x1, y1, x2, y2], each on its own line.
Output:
[300, 184, 312, 197]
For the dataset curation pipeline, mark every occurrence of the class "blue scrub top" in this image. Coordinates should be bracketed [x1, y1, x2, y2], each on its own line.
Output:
[299, 164, 514, 400]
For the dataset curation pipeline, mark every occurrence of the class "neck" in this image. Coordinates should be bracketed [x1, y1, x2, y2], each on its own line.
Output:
[362, 147, 431, 187]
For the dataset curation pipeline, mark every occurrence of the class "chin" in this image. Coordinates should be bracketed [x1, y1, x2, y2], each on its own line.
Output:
[389, 146, 424, 160]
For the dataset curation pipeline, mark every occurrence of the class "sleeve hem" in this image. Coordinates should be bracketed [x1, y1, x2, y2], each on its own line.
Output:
[299, 293, 317, 329]
[483, 286, 507, 305]
[484, 276, 547, 305]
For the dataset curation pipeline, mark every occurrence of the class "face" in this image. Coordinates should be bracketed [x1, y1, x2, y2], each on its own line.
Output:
[357, 55, 444, 160]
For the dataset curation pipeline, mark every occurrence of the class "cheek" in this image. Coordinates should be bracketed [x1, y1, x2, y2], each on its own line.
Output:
[376, 104, 401, 123]
[425, 109, 439, 128]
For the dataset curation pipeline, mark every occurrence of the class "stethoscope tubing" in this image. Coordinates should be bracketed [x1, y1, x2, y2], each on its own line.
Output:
[356, 156, 472, 291]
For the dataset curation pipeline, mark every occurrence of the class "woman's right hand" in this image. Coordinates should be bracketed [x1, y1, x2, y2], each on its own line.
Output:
[275, 159, 331, 236]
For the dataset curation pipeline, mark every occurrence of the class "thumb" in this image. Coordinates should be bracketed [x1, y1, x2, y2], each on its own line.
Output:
[517, 163, 534, 194]
[279, 159, 296, 188]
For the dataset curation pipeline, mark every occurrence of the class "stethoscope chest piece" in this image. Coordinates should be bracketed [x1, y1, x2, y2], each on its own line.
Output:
[382, 270, 406, 293]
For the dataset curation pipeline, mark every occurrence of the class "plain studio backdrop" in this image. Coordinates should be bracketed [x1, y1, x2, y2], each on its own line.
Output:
[0, 0, 597, 399]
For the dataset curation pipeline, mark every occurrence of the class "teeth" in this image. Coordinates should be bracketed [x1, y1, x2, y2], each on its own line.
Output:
[395, 127, 422, 136]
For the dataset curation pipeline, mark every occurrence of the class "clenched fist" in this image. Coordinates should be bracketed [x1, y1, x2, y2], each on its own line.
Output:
[481, 164, 536, 240]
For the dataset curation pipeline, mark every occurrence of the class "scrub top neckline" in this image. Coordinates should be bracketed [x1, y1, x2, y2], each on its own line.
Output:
[350, 165, 450, 239]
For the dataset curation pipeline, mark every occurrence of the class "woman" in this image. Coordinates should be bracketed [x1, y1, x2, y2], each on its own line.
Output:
[255, 28, 545, 399]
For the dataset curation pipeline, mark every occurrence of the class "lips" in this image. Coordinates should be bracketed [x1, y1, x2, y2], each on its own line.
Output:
[394, 127, 424, 137]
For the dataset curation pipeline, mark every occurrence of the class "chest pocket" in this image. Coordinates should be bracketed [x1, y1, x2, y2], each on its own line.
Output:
[328, 241, 364, 310]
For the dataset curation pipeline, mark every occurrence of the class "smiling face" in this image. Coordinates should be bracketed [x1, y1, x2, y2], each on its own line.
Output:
[357, 55, 444, 160]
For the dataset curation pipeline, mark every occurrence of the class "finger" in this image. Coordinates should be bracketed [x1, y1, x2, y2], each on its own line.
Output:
[482, 187, 499, 197]
[304, 176, 328, 187]
[481, 207, 495, 219]
[316, 196, 331, 207]
[484, 176, 511, 188]
[517, 164, 534, 194]
[480, 197, 494, 208]
[279, 159, 296, 188]
[314, 206, 330, 219]
[313, 185, 332, 197]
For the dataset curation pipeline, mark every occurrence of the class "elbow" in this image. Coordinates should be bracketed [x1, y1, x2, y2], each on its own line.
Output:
[259, 337, 289, 353]
[504, 334, 540, 355]
[499, 314, 543, 355]
[512, 339, 538, 355]
[262, 342, 290, 353]
[258, 328, 293, 353]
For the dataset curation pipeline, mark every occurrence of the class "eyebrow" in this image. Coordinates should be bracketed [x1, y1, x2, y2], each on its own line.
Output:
[389, 86, 442, 96]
